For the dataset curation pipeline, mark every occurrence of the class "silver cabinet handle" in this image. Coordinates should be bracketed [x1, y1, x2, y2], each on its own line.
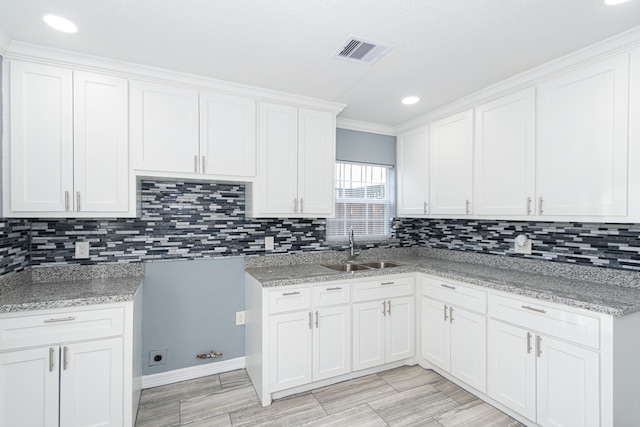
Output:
[202, 156, 206, 174]
[526, 332, 532, 354]
[387, 300, 391, 316]
[308, 311, 313, 329]
[381, 281, 395, 286]
[382, 301, 387, 316]
[522, 305, 546, 314]
[315, 311, 319, 328]
[536, 335, 542, 358]
[299, 198, 303, 214]
[63, 346, 69, 370]
[326, 287, 342, 291]
[44, 316, 75, 323]
[76, 192, 81, 212]
[293, 198, 298, 214]
[440, 284, 456, 290]
[449, 306, 454, 323]
[282, 291, 300, 296]
[444, 304, 448, 321]
[49, 347, 55, 372]
[527, 197, 532, 215]
[465, 199, 470, 214]
[538, 197, 544, 215]
[65, 191, 70, 211]
[424, 201, 428, 214]
[194, 155, 198, 173]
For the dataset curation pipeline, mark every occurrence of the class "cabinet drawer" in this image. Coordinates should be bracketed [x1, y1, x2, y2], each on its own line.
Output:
[422, 276, 487, 314]
[312, 282, 350, 307]
[0, 307, 124, 350]
[488, 294, 600, 349]
[352, 276, 414, 302]
[268, 287, 311, 313]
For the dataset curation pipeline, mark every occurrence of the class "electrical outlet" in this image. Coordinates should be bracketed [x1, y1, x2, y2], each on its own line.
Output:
[75, 241, 90, 259]
[148, 349, 167, 366]
[514, 234, 532, 255]
[265, 236, 274, 251]
[236, 311, 246, 325]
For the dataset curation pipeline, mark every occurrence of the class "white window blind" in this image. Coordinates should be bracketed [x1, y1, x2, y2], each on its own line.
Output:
[327, 161, 392, 239]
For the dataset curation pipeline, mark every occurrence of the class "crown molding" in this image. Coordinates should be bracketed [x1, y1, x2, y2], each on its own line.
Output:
[336, 117, 396, 136]
[3, 42, 347, 114]
[397, 25, 640, 133]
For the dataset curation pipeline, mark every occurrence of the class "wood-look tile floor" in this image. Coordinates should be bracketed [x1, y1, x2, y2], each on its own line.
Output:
[135, 366, 525, 427]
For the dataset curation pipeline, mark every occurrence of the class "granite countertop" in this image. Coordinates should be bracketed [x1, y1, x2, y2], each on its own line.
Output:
[0, 264, 144, 314]
[246, 248, 640, 317]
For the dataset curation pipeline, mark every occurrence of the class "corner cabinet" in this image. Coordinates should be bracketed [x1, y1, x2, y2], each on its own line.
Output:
[5, 60, 132, 217]
[248, 102, 336, 218]
[396, 126, 429, 216]
[0, 297, 142, 427]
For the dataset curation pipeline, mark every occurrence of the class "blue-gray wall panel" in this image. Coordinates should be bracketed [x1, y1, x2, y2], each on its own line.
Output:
[142, 257, 245, 375]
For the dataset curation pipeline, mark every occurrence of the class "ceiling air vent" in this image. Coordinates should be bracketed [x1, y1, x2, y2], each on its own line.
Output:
[332, 36, 393, 65]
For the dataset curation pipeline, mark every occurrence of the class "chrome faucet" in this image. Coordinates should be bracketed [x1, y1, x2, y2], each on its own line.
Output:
[348, 226, 360, 260]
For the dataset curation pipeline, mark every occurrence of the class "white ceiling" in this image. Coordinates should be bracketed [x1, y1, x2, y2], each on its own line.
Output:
[1, 0, 640, 127]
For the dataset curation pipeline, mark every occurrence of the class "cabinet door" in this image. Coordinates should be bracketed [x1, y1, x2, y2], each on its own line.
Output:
[200, 92, 256, 178]
[298, 108, 335, 217]
[386, 296, 415, 363]
[474, 88, 535, 216]
[256, 102, 299, 216]
[429, 110, 473, 215]
[397, 127, 429, 216]
[130, 81, 199, 173]
[537, 54, 629, 217]
[59, 338, 123, 427]
[74, 71, 129, 213]
[268, 311, 312, 391]
[421, 296, 450, 371]
[449, 307, 486, 392]
[313, 305, 351, 381]
[0, 346, 59, 427]
[352, 301, 385, 371]
[536, 336, 599, 427]
[487, 320, 536, 421]
[9, 61, 73, 212]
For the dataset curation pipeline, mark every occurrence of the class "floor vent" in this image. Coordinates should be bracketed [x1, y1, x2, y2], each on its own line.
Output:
[332, 36, 393, 65]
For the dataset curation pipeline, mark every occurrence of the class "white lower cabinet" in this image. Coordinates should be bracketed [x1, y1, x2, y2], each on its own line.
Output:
[487, 294, 601, 427]
[0, 301, 140, 427]
[268, 311, 313, 391]
[420, 276, 487, 392]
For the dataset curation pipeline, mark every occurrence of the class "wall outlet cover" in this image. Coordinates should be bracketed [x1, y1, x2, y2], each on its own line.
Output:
[514, 234, 532, 255]
[236, 311, 246, 325]
[75, 241, 90, 259]
[265, 236, 274, 251]
[149, 349, 168, 366]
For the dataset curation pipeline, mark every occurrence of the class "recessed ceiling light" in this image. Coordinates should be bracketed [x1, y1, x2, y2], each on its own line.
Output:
[40, 13, 78, 33]
[401, 96, 420, 105]
[603, 0, 631, 5]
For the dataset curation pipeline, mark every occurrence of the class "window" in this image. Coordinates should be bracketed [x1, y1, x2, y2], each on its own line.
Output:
[326, 161, 393, 240]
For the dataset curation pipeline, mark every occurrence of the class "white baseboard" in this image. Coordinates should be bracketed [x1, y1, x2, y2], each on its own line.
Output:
[141, 357, 246, 389]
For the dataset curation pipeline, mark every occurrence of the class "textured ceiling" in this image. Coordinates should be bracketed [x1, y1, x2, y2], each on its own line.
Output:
[1, 0, 640, 127]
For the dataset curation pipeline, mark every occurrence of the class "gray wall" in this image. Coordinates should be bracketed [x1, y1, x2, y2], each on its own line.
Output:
[336, 128, 396, 166]
[142, 257, 245, 375]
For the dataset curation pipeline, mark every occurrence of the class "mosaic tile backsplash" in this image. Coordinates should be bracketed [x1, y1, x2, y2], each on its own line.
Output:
[2, 180, 640, 272]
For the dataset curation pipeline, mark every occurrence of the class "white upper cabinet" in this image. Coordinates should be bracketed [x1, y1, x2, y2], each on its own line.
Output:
[200, 91, 256, 178]
[536, 54, 629, 218]
[397, 126, 429, 216]
[130, 81, 200, 173]
[7, 61, 131, 217]
[251, 102, 335, 218]
[474, 88, 535, 216]
[429, 109, 474, 215]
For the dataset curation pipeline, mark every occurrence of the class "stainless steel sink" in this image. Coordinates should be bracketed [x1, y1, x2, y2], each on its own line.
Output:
[322, 263, 371, 272]
[359, 261, 401, 269]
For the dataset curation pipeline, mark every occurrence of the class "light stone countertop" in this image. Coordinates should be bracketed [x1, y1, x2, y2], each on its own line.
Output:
[245, 248, 640, 317]
[0, 264, 143, 314]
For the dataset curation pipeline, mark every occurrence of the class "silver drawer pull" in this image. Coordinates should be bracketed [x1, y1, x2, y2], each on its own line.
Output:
[44, 316, 76, 323]
[440, 284, 456, 290]
[49, 347, 55, 372]
[326, 287, 342, 291]
[282, 291, 300, 296]
[381, 281, 395, 285]
[63, 346, 69, 370]
[521, 305, 546, 314]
